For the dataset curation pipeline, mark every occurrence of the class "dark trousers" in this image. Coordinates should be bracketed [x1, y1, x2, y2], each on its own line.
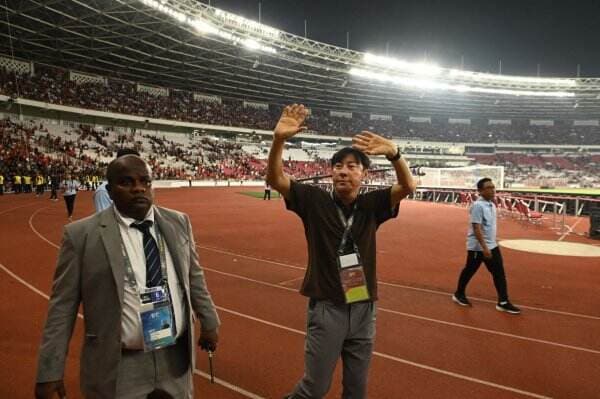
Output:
[455, 247, 508, 302]
[264, 190, 271, 200]
[0, 185, 3, 195]
[64, 194, 76, 217]
[50, 188, 58, 199]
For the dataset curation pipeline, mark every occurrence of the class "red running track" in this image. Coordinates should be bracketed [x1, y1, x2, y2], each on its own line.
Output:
[0, 188, 599, 398]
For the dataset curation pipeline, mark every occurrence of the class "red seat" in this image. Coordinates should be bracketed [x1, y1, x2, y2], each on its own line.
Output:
[516, 200, 543, 223]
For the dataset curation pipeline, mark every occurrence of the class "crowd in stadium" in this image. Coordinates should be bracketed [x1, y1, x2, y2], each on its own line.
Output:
[0, 117, 338, 193]
[2, 65, 600, 145]
[1, 61, 600, 191]
[2, 114, 599, 192]
[472, 153, 600, 188]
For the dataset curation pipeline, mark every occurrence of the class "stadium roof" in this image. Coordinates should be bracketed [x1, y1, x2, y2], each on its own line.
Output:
[2, 0, 600, 119]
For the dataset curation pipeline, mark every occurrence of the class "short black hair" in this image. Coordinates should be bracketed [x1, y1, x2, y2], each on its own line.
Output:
[106, 154, 147, 185]
[330, 147, 371, 169]
[116, 148, 140, 158]
[477, 177, 493, 190]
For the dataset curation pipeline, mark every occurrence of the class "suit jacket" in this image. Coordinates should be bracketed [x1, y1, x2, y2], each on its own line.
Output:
[36, 205, 220, 398]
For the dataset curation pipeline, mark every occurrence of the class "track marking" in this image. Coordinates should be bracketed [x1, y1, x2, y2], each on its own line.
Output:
[0, 262, 264, 399]
[29, 206, 61, 249]
[204, 267, 600, 355]
[198, 245, 304, 270]
[196, 245, 600, 321]
[0, 201, 40, 216]
[22, 206, 595, 394]
[26, 209, 600, 336]
[277, 276, 304, 286]
[558, 218, 584, 241]
[0, 261, 557, 399]
[192, 370, 266, 399]
[215, 307, 552, 399]
[7, 250, 554, 398]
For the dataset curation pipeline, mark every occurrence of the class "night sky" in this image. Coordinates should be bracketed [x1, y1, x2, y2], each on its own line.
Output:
[203, 0, 600, 78]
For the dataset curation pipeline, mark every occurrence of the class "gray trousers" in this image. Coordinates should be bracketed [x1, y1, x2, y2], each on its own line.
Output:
[115, 335, 193, 399]
[290, 299, 377, 399]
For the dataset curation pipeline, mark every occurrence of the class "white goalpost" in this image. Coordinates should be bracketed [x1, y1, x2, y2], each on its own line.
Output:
[415, 165, 504, 189]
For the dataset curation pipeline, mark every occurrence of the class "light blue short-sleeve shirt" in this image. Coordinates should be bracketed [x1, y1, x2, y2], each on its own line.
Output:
[467, 198, 497, 251]
[94, 181, 113, 213]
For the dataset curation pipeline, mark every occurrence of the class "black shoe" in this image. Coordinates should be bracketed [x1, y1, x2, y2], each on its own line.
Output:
[496, 301, 521, 314]
[452, 294, 472, 307]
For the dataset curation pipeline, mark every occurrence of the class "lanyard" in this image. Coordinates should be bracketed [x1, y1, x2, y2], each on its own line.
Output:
[331, 193, 359, 255]
[118, 222, 169, 292]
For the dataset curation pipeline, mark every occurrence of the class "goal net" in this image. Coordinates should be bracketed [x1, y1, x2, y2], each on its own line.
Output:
[415, 165, 504, 189]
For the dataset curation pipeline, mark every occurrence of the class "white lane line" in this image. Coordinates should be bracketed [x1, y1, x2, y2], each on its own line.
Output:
[205, 267, 600, 355]
[0, 201, 40, 216]
[0, 262, 264, 399]
[378, 306, 600, 355]
[277, 276, 304, 286]
[376, 280, 600, 321]
[29, 206, 61, 249]
[1, 262, 50, 301]
[26, 209, 600, 340]
[0, 261, 555, 399]
[558, 218, 584, 241]
[215, 307, 552, 399]
[18, 219, 559, 398]
[192, 370, 266, 399]
[207, 268, 296, 292]
[197, 245, 600, 321]
[198, 245, 304, 270]
[0, 262, 81, 320]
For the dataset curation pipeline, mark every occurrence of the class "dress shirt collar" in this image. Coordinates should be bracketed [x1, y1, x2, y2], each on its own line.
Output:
[114, 205, 155, 229]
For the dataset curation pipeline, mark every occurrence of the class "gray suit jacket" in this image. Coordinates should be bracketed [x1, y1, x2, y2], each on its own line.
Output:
[36, 205, 220, 397]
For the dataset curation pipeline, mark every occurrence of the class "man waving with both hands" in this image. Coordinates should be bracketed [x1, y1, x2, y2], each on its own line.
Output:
[267, 104, 416, 399]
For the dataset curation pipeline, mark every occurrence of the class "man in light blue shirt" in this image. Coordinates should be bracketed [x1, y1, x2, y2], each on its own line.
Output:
[94, 148, 140, 213]
[93, 180, 113, 212]
[452, 178, 520, 314]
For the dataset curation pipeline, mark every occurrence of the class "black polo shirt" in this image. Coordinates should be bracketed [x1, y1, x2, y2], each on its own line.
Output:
[285, 180, 399, 304]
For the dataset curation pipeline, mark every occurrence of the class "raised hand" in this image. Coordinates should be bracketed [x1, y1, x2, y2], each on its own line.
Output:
[274, 104, 308, 140]
[352, 131, 397, 158]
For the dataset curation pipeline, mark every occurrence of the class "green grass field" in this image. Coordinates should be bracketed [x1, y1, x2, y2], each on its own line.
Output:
[238, 191, 282, 199]
[503, 188, 600, 196]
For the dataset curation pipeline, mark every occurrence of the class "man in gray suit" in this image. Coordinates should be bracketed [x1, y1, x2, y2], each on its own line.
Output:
[35, 155, 220, 398]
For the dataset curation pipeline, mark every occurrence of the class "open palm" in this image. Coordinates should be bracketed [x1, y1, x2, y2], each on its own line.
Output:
[352, 131, 395, 157]
[274, 104, 308, 139]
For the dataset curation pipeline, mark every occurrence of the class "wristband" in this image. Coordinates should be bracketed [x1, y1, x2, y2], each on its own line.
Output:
[386, 146, 401, 162]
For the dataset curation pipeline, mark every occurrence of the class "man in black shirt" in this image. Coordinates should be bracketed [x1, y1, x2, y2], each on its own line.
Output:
[267, 104, 416, 399]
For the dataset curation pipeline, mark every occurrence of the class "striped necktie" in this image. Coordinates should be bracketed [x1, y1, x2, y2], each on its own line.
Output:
[131, 220, 163, 287]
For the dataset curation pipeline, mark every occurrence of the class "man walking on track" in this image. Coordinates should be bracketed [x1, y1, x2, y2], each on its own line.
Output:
[452, 177, 521, 315]
[267, 104, 416, 399]
[35, 155, 220, 398]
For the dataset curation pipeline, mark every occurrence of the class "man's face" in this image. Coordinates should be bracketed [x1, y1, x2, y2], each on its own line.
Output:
[478, 180, 496, 201]
[108, 158, 154, 220]
[332, 154, 366, 197]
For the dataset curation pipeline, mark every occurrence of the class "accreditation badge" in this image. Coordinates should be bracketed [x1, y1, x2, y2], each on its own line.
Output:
[139, 286, 176, 352]
[337, 253, 370, 304]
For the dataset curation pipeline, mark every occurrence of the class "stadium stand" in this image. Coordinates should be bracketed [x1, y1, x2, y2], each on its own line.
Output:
[3, 65, 600, 145]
